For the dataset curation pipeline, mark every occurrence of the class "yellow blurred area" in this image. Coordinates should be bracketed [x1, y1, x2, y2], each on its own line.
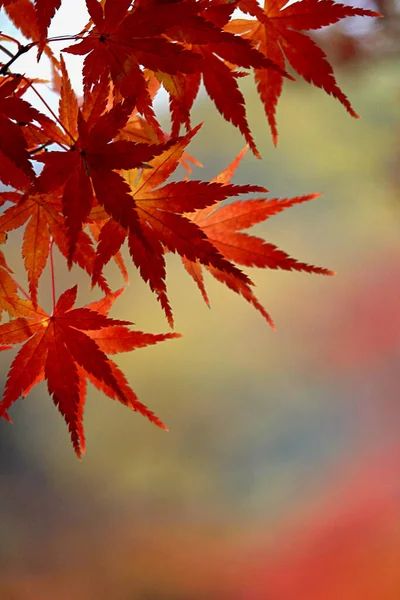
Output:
[1, 56, 400, 599]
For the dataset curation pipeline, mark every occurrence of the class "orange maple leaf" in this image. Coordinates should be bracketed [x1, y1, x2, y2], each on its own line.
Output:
[0, 189, 111, 306]
[184, 147, 334, 325]
[0, 249, 21, 320]
[228, 0, 380, 144]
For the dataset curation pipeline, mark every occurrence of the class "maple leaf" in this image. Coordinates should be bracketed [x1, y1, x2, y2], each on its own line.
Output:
[183, 148, 334, 325]
[0, 286, 179, 457]
[226, 0, 380, 144]
[92, 126, 265, 325]
[194, 196, 334, 275]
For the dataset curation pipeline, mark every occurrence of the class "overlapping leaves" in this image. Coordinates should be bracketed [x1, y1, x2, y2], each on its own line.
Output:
[0, 0, 378, 456]
[229, 0, 380, 144]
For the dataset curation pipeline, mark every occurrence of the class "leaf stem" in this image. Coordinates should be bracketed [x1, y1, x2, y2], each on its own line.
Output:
[49, 236, 56, 314]
[47, 35, 86, 43]
[23, 78, 76, 144]
[0, 32, 22, 50]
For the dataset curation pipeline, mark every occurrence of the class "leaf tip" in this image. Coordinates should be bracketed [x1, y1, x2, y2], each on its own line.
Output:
[2, 411, 13, 423]
[74, 440, 86, 460]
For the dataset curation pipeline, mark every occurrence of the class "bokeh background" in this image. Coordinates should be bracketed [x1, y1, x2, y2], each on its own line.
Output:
[1, 2, 400, 598]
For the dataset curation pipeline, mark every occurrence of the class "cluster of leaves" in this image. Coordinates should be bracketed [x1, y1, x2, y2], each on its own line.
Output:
[0, 0, 379, 457]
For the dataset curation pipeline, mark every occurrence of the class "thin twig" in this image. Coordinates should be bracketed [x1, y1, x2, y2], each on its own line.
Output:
[0, 32, 22, 49]
[23, 78, 76, 144]
[0, 43, 14, 59]
[0, 43, 33, 76]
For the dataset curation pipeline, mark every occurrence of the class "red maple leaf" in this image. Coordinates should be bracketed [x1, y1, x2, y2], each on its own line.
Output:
[183, 148, 334, 325]
[0, 286, 179, 457]
[92, 126, 265, 325]
[227, 0, 380, 144]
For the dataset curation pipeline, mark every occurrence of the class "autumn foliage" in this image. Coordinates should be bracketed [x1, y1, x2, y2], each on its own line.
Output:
[0, 0, 379, 457]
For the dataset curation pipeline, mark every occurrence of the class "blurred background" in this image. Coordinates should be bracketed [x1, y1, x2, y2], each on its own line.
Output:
[1, 2, 400, 598]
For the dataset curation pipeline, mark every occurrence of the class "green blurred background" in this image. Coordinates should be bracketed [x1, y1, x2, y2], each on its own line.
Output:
[1, 8, 400, 599]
